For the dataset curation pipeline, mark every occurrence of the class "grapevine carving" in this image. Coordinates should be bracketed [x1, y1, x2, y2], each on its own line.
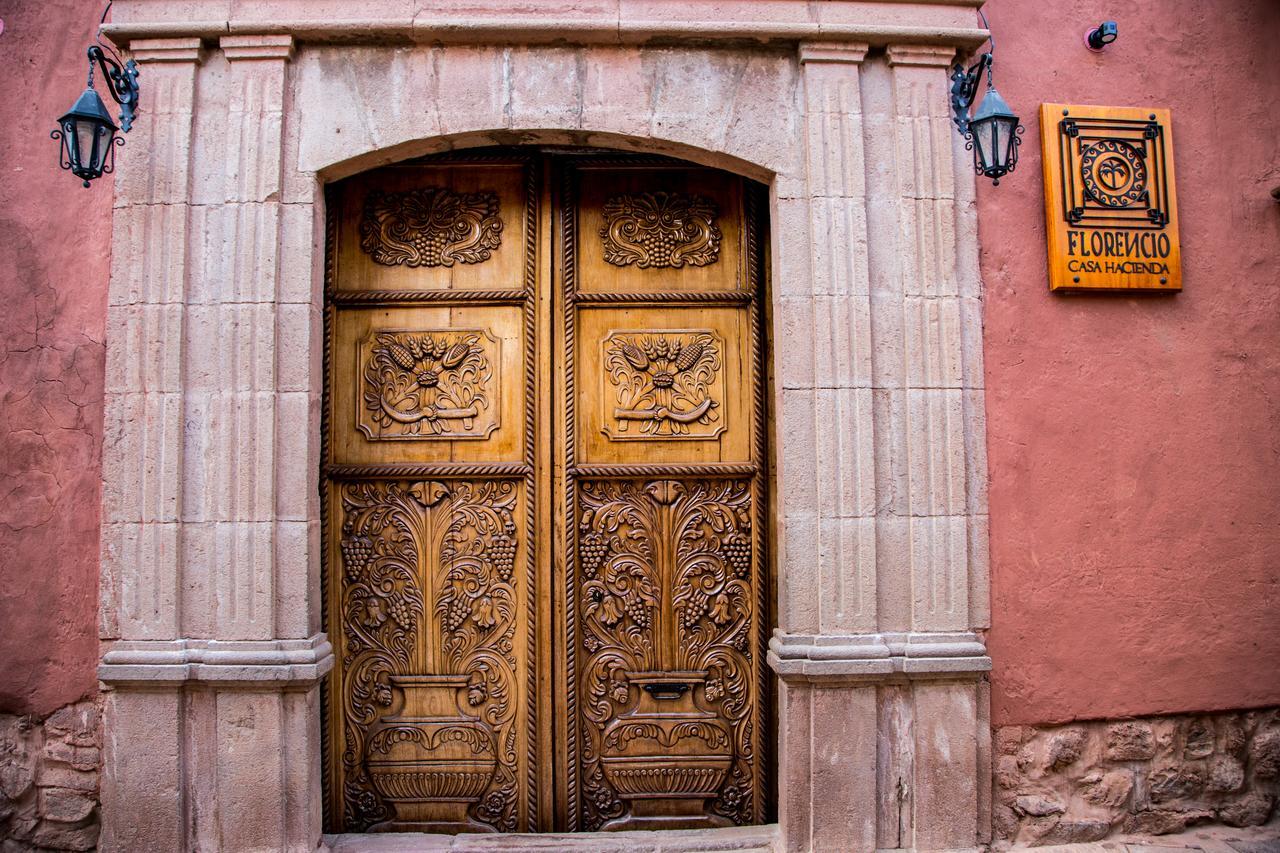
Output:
[603, 332, 723, 439]
[599, 192, 721, 268]
[576, 478, 756, 829]
[338, 479, 521, 832]
[359, 330, 498, 440]
[360, 187, 503, 267]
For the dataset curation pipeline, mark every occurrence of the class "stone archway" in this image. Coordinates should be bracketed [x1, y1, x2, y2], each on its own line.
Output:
[97, 8, 992, 851]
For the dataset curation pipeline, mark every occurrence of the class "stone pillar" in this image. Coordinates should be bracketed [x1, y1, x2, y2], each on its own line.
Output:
[772, 42, 880, 853]
[769, 41, 991, 852]
[98, 34, 330, 853]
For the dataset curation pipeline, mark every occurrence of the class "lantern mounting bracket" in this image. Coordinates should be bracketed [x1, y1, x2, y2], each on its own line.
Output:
[86, 45, 140, 133]
[949, 52, 991, 137]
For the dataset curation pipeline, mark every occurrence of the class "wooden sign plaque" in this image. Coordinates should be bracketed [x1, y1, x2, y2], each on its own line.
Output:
[1040, 103, 1181, 292]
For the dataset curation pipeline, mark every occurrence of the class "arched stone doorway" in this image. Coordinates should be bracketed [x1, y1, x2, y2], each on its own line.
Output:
[322, 148, 774, 833]
[96, 9, 993, 850]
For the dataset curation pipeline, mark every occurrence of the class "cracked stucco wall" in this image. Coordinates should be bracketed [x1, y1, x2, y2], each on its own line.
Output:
[0, 0, 111, 717]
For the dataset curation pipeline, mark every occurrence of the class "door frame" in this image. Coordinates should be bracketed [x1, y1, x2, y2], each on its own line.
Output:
[96, 13, 994, 850]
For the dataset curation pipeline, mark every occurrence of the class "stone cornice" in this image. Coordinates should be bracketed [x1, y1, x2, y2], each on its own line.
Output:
[102, 3, 989, 51]
[767, 630, 992, 684]
[99, 634, 334, 689]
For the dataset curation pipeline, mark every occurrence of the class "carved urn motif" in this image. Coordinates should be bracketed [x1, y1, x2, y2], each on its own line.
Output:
[364, 674, 498, 833]
[598, 671, 734, 830]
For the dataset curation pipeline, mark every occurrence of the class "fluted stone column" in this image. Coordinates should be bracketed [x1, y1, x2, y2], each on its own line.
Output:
[98, 34, 330, 853]
[769, 41, 991, 853]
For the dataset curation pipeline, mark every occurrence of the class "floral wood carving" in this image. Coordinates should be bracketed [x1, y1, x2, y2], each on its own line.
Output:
[602, 331, 724, 439]
[599, 192, 722, 268]
[360, 187, 503, 267]
[338, 479, 521, 832]
[359, 330, 499, 440]
[576, 478, 756, 830]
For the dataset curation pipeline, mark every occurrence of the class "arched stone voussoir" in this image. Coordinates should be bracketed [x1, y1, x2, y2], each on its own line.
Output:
[292, 44, 801, 188]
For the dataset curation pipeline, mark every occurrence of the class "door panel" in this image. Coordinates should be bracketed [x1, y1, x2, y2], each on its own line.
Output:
[559, 161, 769, 831]
[576, 306, 754, 464]
[324, 156, 543, 834]
[330, 305, 525, 464]
[323, 152, 769, 834]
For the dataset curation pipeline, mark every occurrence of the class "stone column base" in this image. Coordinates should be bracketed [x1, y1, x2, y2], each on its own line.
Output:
[770, 631, 992, 852]
[98, 635, 332, 852]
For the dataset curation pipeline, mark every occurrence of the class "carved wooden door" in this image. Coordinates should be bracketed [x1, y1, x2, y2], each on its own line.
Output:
[324, 152, 769, 834]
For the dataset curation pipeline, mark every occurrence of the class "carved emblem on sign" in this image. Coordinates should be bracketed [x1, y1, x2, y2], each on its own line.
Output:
[360, 187, 503, 267]
[576, 478, 756, 830]
[602, 331, 723, 439]
[359, 330, 498, 440]
[1079, 139, 1148, 209]
[337, 479, 521, 832]
[599, 192, 722, 268]
[1040, 104, 1181, 291]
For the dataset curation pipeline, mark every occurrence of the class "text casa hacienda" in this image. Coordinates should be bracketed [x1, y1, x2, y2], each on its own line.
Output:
[1065, 228, 1173, 276]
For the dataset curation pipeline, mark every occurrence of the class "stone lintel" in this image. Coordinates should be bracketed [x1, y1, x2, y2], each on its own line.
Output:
[99, 633, 333, 688]
[768, 630, 991, 683]
[886, 43, 959, 67]
[106, 21, 990, 53]
[798, 40, 870, 65]
[220, 34, 296, 62]
[128, 36, 205, 64]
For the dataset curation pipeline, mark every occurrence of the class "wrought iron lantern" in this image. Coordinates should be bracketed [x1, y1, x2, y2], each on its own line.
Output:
[53, 45, 139, 188]
[950, 35, 1023, 186]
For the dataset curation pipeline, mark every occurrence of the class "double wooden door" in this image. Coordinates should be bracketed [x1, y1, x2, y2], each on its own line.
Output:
[323, 151, 770, 833]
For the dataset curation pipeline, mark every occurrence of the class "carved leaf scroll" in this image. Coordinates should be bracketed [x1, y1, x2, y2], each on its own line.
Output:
[599, 192, 721, 268]
[602, 331, 723, 439]
[359, 330, 499, 440]
[338, 479, 521, 833]
[360, 187, 503, 267]
[576, 478, 756, 829]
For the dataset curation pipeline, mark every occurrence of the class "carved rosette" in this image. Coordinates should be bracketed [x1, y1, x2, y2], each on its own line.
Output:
[602, 332, 723, 440]
[359, 330, 499, 440]
[338, 479, 521, 833]
[599, 192, 721, 268]
[576, 478, 755, 830]
[360, 187, 503, 267]
[1080, 139, 1148, 208]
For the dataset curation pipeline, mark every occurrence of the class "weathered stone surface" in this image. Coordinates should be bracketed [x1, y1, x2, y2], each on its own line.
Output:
[32, 819, 99, 852]
[1218, 792, 1275, 827]
[0, 701, 100, 852]
[997, 725, 1029, 755]
[1014, 793, 1066, 817]
[1107, 722, 1156, 760]
[39, 787, 96, 823]
[1208, 756, 1246, 793]
[1079, 769, 1133, 808]
[1250, 727, 1280, 779]
[1047, 728, 1086, 769]
[1040, 818, 1111, 845]
[1122, 809, 1199, 836]
[996, 708, 1280, 845]
[1184, 719, 1215, 759]
[1149, 765, 1205, 803]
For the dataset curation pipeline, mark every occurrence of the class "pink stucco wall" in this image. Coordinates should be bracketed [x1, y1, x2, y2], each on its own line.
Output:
[1, 0, 1277, 728]
[978, 0, 1280, 725]
[0, 0, 111, 715]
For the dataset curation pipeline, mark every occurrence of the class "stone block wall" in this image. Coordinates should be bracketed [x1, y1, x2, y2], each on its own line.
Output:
[0, 701, 100, 852]
[994, 708, 1280, 846]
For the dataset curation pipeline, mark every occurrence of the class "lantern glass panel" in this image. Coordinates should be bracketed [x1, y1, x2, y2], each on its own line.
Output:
[75, 119, 96, 170]
[997, 115, 1019, 171]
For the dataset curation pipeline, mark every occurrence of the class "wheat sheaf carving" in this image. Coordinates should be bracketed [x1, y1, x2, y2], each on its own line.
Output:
[360, 330, 497, 440]
[360, 187, 503, 268]
[599, 192, 721, 269]
[603, 331, 723, 439]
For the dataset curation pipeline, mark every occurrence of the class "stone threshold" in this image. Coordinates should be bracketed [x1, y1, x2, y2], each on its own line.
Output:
[323, 825, 779, 852]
